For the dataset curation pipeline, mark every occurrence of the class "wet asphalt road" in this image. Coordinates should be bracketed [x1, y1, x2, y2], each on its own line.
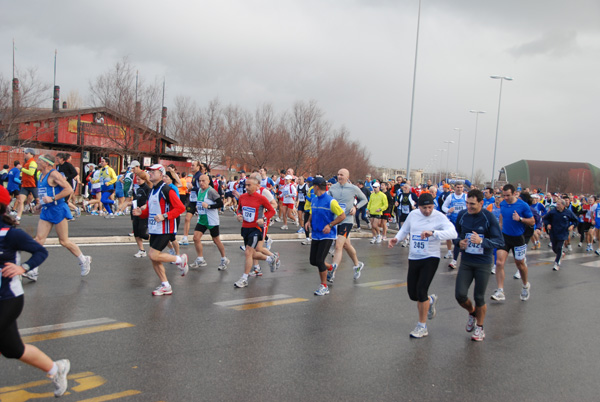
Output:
[3, 229, 600, 401]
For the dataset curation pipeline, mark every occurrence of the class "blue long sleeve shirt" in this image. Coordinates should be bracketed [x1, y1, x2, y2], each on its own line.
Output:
[454, 209, 505, 264]
[543, 208, 579, 241]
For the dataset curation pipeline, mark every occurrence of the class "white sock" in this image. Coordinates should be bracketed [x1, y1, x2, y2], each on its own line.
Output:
[77, 254, 86, 263]
[162, 281, 170, 287]
[418, 322, 427, 328]
[175, 256, 182, 265]
[47, 362, 58, 377]
[266, 256, 274, 263]
[253, 264, 260, 270]
[242, 273, 249, 280]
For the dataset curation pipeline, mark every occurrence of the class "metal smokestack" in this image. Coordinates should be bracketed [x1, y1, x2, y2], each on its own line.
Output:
[12, 78, 20, 112]
[52, 86, 60, 112]
[160, 106, 167, 135]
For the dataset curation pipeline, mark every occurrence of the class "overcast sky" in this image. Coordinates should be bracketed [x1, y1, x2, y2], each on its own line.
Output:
[2, 0, 599, 181]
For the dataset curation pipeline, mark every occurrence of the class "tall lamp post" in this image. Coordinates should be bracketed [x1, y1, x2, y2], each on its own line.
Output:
[453, 127, 462, 174]
[490, 75, 513, 188]
[405, 0, 422, 183]
[437, 149, 445, 184]
[469, 110, 485, 183]
[443, 140, 454, 182]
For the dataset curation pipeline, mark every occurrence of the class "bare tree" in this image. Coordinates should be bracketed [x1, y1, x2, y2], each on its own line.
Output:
[0, 68, 52, 148]
[64, 89, 84, 109]
[282, 100, 323, 174]
[473, 169, 487, 188]
[88, 57, 162, 157]
[239, 103, 286, 170]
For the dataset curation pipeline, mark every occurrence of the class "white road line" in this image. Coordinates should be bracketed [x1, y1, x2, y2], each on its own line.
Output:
[19, 317, 117, 335]
[355, 279, 403, 287]
[581, 260, 600, 267]
[214, 294, 292, 307]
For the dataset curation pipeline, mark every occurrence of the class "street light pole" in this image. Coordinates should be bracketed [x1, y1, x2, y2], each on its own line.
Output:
[469, 110, 485, 183]
[437, 149, 445, 185]
[453, 127, 461, 174]
[405, 0, 422, 183]
[443, 140, 454, 182]
[490, 75, 513, 188]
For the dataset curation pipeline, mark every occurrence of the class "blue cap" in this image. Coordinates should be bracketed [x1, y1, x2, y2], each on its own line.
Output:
[306, 176, 314, 182]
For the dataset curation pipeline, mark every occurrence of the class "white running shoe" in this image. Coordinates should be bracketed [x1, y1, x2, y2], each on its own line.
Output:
[134, 250, 147, 258]
[218, 257, 230, 271]
[79, 256, 92, 276]
[281, 225, 289, 230]
[265, 237, 273, 250]
[234, 277, 248, 288]
[448, 260, 457, 269]
[353, 262, 364, 280]
[301, 238, 312, 245]
[466, 314, 477, 332]
[314, 284, 330, 296]
[51, 359, 70, 397]
[427, 294, 438, 319]
[178, 254, 189, 276]
[22, 267, 39, 282]
[190, 258, 207, 268]
[376, 235, 382, 244]
[553, 263, 560, 271]
[471, 326, 485, 342]
[152, 284, 173, 296]
[444, 250, 453, 259]
[410, 325, 428, 338]
[179, 236, 190, 246]
[491, 265, 496, 275]
[513, 270, 521, 279]
[491, 289, 505, 301]
[370, 237, 377, 244]
[520, 282, 531, 301]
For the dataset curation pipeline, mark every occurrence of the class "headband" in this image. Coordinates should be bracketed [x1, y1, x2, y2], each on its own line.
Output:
[39, 156, 54, 166]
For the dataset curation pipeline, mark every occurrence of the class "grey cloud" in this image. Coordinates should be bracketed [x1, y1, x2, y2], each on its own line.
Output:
[508, 30, 578, 58]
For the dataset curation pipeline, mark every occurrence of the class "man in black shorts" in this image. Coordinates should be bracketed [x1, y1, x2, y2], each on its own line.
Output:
[189, 174, 230, 270]
[327, 168, 367, 281]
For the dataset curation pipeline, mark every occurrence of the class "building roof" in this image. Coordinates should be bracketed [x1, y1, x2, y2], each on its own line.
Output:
[501, 160, 600, 194]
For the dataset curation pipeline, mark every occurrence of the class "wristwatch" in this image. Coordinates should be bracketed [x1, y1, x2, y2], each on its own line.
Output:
[163, 213, 169, 220]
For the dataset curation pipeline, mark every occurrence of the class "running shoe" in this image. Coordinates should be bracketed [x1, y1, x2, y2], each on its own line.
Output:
[466, 314, 477, 332]
[268, 252, 280, 272]
[275, 217, 282, 222]
[22, 267, 39, 282]
[354, 228, 361, 233]
[520, 282, 531, 301]
[491, 265, 496, 275]
[168, 248, 176, 256]
[382, 237, 388, 242]
[567, 244, 573, 252]
[327, 264, 338, 283]
[51, 359, 70, 397]
[134, 250, 147, 258]
[578, 242, 582, 248]
[370, 237, 377, 244]
[234, 277, 248, 288]
[491, 289, 505, 301]
[596, 249, 600, 256]
[448, 260, 457, 269]
[513, 270, 521, 279]
[152, 284, 173, 295]
[314, 284, 330, 296]
[274, 252, 281, 271]
[249, 266, 263, 277]
[401, 239, 409, 247]
[353, 261, 364, 280]
[301, 238, 312, 245]
[240, 245, 246, 251]
[553, 263, 560, 271]
[75, 207, 81, 218]
[410, 325, 428, 338]
[178, 254, 189, 276]
[79, 256, 92, 276]
[586, 244, 593, 252]
[281, 225, 289, 230]
[218, 257, 230, 271]
[444, 250, 453, 259]
[376, 235, 382, 244]
[471, 326, 485, 342]
[265, 237, 273, 250]
[428, 294, 438, 319]
[180, 236, 190, 246]
[190, 258, 207, 268]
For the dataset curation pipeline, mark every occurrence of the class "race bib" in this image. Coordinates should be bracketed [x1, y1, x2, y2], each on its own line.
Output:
[411, 234, 428, 255]
[466, 233, 484, 255]
[196, 203, 206, 215]
[454, 204, 465, 212]
[402, 205, 410, 214]
[189, 191, 198, 202]
[242, 206, 256, 222]
[38, 187, 48, 204]
[514, 244, 527, 261]
[148, 213, 160, 233]
[339, 203, 347, 211]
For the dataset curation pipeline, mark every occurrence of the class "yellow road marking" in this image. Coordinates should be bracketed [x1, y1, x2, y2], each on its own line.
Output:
[231, 298, 308, 310]
[21, 323, 134, 343]
[372, 282, 407, 290]
[76, 390, 142, 401]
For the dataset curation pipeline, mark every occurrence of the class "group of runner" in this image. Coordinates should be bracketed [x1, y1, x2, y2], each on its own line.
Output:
[5, 150, 600, 396]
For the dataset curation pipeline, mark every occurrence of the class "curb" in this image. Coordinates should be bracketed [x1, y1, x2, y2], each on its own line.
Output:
[43, 230, 397, 246]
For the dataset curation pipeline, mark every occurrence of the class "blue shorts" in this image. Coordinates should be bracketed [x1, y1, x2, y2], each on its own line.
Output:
[115, 190, 125, 199]
[40, 202, 73, 224]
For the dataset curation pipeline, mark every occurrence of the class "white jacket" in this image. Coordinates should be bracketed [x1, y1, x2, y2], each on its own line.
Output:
[394, 209, 457, 260]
